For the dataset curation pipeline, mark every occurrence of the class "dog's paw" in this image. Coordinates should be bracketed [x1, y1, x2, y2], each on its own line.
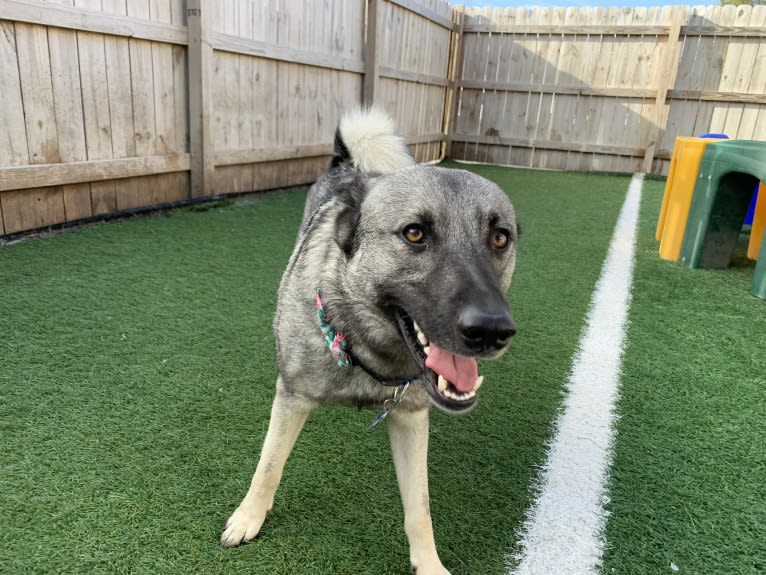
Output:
[220, 504, 268, 547]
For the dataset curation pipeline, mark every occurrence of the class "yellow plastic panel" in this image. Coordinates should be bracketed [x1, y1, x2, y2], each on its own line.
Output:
[657, 137, 716, 261]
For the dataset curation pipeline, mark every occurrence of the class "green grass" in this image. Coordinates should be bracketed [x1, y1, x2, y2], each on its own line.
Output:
[602, 179, 766, 575]
[0, 165, 762, 574]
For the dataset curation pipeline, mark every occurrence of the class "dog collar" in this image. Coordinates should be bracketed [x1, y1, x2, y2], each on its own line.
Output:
[315, 289, 418, 428]
[315, 288, 353, 368]
[315, 289, 418, 385]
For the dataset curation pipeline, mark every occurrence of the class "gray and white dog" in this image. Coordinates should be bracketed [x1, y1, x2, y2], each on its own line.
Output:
[221, 109, 519, 574]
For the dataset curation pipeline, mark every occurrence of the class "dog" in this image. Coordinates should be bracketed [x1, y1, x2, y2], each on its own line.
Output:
[220, 109, 519, 574]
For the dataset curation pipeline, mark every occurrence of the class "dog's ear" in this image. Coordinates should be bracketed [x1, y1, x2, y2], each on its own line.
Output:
[333, 174, 368, 257]
[330, 126, 352, 170]
[335, 199, 360, 257]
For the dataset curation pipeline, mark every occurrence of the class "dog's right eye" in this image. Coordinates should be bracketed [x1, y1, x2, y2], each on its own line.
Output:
[402, 224, 426, 245]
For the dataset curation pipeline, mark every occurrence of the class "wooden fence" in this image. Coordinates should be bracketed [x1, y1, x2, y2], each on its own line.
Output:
[450, 4, 766, 174]
[2, 1, 766, 237]
[0, 0, 452, 236]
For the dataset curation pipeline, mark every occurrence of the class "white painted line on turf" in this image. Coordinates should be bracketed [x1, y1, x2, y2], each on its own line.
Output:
[508, 173, 644, 575]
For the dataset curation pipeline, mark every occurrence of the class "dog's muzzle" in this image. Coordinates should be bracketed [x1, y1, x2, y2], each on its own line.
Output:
[393, 308, 513, 413]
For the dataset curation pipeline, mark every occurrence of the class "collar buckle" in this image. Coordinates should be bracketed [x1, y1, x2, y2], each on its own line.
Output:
[369, 381, 411, 430]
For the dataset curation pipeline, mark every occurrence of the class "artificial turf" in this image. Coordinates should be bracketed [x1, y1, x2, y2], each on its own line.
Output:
[0, 164, 762, 574]
[601, 178, 766, 575]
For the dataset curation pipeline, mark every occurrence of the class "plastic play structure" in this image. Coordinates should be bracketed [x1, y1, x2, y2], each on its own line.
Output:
[657, 137, 766, 300]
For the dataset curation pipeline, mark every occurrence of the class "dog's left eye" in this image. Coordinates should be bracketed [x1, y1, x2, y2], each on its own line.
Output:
[402, 224, 426, 245]
[490, 228, 511, 251]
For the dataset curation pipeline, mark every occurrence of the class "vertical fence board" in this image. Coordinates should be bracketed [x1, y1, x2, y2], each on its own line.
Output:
[150, 0, 178, 156]
[643, 6, 684, 173]
[3, 2, 766, 236]
[124, 31, 158, 211]
[745, 7, 766, 141]
[0, 22, 23, 233]
[235, 0, 255, 193]
[690, 6, 725, 135]
[187, 0, 214, 198]
[661, 7, 700, 160]
[529, 7, 563, 169]
[541, 8, 569, 167]
[456, 7, 488, 161]
[49, 27, 92, 221]
[212, 0, 250, 194]
[78, 20, 117, 215]
[0, 22, 28, 167]
[250, 0, 281, 192]
[706, 5, 739, 135]
[515, 8, 544, 167]
[553, 7, 586, 170]
[100, 0, 139, 209]
[483, 8, 514, 165]
[726, 6, 763, 139]
[364, 0, 380, 105]
[10, 23, 65, 233]
[16, 23, 60, 165]
[564, 7, 599, 172]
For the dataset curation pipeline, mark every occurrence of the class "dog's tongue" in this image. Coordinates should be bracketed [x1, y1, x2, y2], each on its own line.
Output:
[425, 343, 479, 393]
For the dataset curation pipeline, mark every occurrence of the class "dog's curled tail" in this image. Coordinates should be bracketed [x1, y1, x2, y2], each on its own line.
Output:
[333, 108, 415, 173]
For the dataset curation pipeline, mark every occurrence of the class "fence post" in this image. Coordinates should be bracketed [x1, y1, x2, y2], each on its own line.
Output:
[363, 0, 380, 107]
[187, 0, 214, 198]
[444, 6, 465, 159]
[642, 6, 686, 174]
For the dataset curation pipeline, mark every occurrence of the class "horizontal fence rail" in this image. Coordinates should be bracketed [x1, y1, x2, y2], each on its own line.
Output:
[450, 4, 766, 174]
[2, 1, 766, 237]
[0, 0, 452, 236]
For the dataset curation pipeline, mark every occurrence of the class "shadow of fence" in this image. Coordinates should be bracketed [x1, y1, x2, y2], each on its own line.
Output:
[1, 2, 766, 237]
[449, 5, 766, 175]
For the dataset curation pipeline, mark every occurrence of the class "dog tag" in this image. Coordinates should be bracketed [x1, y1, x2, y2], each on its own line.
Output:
[369, 396, 399, 430]
[368, 384, 409, 431]
[368, 407, 390, 430]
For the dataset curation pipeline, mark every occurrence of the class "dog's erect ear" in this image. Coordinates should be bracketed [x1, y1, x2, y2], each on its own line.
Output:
[331, 127, 352, 170]
[333, 173, 369, 257]
[335, 199, 360, 257]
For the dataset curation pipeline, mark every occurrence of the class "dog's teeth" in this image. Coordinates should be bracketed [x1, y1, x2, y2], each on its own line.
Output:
[414, 322, 428, 346]
[443, 388, 475, 402]
[474, 375, 484, 391]
[437, 375, 448, 393]
[423, 345, 430, 356]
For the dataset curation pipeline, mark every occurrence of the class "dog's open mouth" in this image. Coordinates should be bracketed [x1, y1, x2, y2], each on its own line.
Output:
[393, 310, 482, 413]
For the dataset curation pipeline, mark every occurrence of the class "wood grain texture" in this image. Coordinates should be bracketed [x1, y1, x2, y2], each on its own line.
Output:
[454, 4, 766, 174]
[4, 2, 766, 234]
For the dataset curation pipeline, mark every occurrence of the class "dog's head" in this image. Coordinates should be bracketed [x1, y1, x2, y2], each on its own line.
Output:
[335, 166, 519, 413]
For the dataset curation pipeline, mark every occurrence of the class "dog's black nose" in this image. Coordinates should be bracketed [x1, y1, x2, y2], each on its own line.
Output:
[458, 305, 516, 353]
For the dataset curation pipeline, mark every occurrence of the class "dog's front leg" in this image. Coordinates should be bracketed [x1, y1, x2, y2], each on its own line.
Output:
[387, 409, 451, 575]
[220, 383, 314, 547]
